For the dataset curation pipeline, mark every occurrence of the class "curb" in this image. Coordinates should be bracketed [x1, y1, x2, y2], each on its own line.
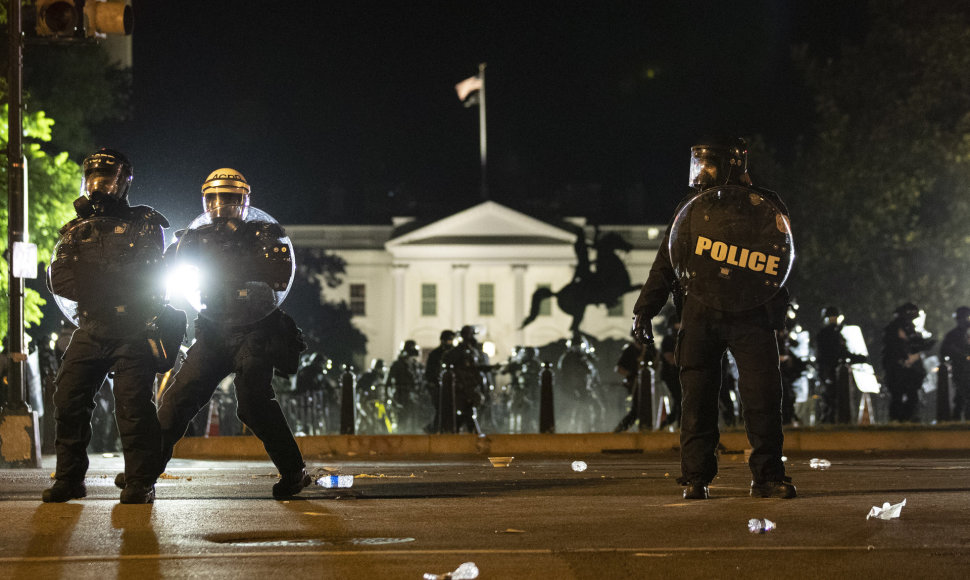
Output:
[172, 426, 970, 460]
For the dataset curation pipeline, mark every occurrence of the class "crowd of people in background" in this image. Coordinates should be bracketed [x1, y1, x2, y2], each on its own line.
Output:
[6, 298, 970, 457]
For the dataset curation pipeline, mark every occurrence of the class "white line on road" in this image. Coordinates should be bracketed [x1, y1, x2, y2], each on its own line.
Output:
[0, 545, 886, 564]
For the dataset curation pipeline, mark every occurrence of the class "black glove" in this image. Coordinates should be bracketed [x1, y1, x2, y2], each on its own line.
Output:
[632, 313, 654, 346]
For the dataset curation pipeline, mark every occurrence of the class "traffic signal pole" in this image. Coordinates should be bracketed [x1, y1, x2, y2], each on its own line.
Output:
[1, 0, 43, 468]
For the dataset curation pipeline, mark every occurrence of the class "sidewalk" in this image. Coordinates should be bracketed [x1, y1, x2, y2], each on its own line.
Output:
[172, 424, 970, 460]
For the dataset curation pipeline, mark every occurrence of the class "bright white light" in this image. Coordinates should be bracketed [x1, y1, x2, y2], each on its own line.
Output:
[482, 341, 496, 358]
[166, 264, 202, 311]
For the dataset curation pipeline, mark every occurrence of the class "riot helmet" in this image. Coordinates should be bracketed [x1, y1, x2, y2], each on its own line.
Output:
[81, 148, 133, 202]
[440, 329, 457, 345]
[689, 136, 748, 190]
[822, 306, 844, 326]
[954, 306, 970, 327]
[894, 302, 920, 321]
[459, 325, 479, 345]
[202, 168, 250, 219]
[401, 339, 420, 357]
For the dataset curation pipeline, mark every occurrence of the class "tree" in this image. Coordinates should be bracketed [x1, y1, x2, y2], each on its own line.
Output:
[787, 0, 970, 349]
[0, 102, 82, 339]
[284, 247, 368, 369]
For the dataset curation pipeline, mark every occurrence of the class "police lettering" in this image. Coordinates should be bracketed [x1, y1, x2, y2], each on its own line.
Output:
[694, 235, 780, 276]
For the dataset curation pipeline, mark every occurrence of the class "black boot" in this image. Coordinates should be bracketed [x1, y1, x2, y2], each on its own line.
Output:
[273, 469, 312, 499]
[120, 481, 156, 504]
[42, 480, 87, 503]
[682, 482, 710, 500]
[750, 478, 797, 499]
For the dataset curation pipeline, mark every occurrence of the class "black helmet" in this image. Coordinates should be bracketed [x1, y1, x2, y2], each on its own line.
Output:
[401, 339, 420, 357]
[822, 306, 844, 326]
[81, 148, 133, 201]
[954, 306, 970, 324]
[894, 302, 920, 320]
[689, 136, 748, 190]
[821, 306, 841, 318]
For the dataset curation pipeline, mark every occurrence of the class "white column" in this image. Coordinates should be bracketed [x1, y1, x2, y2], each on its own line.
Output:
[451, 264, 469, 329]
[392, 264, 408, 352]
[511, 264, 527, 345]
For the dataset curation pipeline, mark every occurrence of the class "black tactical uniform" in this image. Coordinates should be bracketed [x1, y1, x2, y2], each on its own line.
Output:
[441, 326, 489, 434]
[881, 303, 934, 423]
[658, 317, 683, 428]
[423, 330, 455, 433]
[814, 306, 866, 424]
[613, 339, 655, 432]
[507, 346, 541, 433]
[632, 137, 796, 500]
[152, 168, 309, 499]
[940, 307, 970, 421]
[556, 335, 604, 432]
[45, 149, 181, 504]
[388, 340, 424, 433]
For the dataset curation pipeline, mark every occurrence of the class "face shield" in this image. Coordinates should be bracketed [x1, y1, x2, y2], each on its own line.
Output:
[81, 152, 132, 201]
[689, 147, 723, 190]
[204, 193, 250, 220]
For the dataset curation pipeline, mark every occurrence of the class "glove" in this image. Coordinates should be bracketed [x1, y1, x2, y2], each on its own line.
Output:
[632, 313, 654, 346]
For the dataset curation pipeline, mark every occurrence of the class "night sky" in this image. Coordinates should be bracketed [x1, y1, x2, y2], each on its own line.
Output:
[95, 1, 864, 230]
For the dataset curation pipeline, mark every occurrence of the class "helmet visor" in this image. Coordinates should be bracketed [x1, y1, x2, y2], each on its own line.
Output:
[689, 148, 721, 189]
[82, 155, 131, 200]
[204, 193, 250, 219]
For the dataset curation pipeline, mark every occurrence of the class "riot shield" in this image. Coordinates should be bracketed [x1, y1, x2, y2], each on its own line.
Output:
[168, 206, 295, 325]
[49, 216, 166, 332]
[668, 185, 794, 312]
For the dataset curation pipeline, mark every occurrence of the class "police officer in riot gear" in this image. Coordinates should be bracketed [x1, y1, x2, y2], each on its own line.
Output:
[442, 325, 490, 434]
[882, 302, 935, 422]
[45, 148, 181, 504]
[814, 306, 867, 423]
[632, 136, 797, 500]
[388, 340, 424, 433]
[940, 306, 970, 420]
[131, 168, 310, 499]
[423, 329, 456, 433]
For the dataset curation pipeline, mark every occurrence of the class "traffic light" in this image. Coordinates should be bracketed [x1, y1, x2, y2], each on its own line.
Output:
[35, 0, 133, 39]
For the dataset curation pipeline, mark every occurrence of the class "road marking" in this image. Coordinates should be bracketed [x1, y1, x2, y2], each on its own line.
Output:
[0, 545, 887, 564]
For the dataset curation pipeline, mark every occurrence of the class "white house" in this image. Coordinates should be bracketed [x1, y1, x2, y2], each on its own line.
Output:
[286, 201, 665, 366]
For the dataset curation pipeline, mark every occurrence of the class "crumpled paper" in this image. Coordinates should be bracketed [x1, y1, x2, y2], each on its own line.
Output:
[867, 498, 906, 520]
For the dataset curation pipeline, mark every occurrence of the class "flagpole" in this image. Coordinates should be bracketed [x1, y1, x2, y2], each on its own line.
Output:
[478, 62, 488, 200]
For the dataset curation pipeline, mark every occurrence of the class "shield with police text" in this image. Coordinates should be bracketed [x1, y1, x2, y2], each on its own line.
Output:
[668, 185, 794, 312]
[168, 206, 295, 325]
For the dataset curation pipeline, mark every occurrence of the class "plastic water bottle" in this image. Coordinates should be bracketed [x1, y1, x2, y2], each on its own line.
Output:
[747, 518, 776, 534]
[316, 474, 354, 488]
[809, 458, 832, 470]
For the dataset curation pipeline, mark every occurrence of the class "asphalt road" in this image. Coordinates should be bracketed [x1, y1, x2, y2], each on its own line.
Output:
[1, 450, 968, 579]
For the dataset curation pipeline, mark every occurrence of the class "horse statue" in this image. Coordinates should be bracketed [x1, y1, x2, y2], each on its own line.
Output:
[521, 228, 641, 333]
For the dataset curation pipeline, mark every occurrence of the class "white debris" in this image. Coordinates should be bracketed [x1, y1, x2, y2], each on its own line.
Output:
[867, 498, 906, 520]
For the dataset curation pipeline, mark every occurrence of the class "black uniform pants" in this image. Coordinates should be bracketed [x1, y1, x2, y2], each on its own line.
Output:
[156, 321, 305, 476]
[676, 317, 786, 485]
[886, 374, 922, 422]
[52, 329, 161, 485]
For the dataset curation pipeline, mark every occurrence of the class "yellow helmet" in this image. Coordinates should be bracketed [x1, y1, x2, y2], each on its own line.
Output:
[202, 168, 250, 218]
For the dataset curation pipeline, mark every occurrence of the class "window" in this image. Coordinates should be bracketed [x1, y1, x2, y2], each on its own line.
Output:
[349, 283, 366, 316]
[421, 283, 437, 316]
[607, 297, 625, 317]
[537, 284, 552, 316]
[478, 283, 495, 316]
